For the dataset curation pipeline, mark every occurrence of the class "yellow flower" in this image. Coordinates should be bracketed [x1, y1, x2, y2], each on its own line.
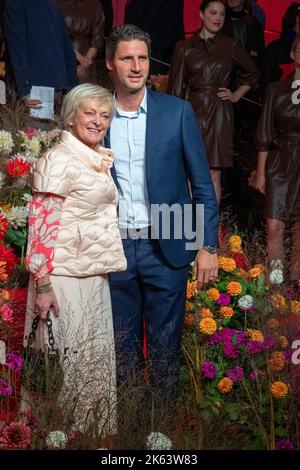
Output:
[218, 377, 233, 394]
[226, 282, 242, 296]
[277, 335, 289, 349]
[271, 381, 288, 398]
[199, 317, 217, 335]
[186, 281, 198, 300]
[186, 301, 192, 312]
[229, 235, 242, 253]
[199, 308, 214, 318]
[1, 204, 11, 212]
[218, 256, 236, 272]
[290, 300, 300, 315]
[271, 294, 286, 310]
[220, 306, 234, 318]
[0, 289, 11, 301]
[253, 263, 265, 272]
[268, 351, 286, 372]
[247, 328, 264, 342]
[266, 318, 280, 329]
[207, 288, 220, 301]
[249, 267, 262, 279]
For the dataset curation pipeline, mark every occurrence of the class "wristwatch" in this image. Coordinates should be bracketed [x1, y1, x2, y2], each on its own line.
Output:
[202, 245, 218, 254]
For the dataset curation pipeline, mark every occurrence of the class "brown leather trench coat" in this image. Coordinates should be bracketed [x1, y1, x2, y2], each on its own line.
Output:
[57, 0, 105, 83]
[255, 75, 300, 221]
[168, 32, 259, 168]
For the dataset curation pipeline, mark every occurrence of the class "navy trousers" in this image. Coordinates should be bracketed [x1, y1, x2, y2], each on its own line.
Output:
[109, 237, 189, 401]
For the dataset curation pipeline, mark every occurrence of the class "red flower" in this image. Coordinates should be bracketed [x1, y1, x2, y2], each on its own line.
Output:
[0, 244, 18, 274]
[24, 128, 39, 138]
[232, 252, 248, 270]
[5, 157, 30, 177]
[0, 215, 9, 241]
[0, 422, 31, 449]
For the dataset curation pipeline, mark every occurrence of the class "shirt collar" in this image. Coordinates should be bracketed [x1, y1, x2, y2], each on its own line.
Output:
[115, 87, 148, 117]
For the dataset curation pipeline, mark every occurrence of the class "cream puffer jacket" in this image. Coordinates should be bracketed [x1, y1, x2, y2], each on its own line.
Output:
[32, 130, 127, 276]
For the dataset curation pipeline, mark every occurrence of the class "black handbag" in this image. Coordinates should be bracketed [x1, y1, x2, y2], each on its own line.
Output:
[21, 312, 64, 395]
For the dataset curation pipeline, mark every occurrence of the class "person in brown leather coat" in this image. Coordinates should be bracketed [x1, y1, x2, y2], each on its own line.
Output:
[56, 0, 105, 83]
[253, 38, 300, 283]
[168, 0, 259, 204]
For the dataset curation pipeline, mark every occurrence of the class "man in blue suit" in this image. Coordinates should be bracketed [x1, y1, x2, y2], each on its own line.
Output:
[106, 25, 219, 421]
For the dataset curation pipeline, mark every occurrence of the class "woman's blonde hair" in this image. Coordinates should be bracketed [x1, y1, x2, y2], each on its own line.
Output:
[61, 83, 115, 130]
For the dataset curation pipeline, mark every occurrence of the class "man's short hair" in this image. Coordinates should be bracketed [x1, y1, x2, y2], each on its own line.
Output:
[106, 24, 151, 61]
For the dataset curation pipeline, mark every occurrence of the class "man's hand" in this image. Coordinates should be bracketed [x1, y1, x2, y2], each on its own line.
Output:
[23, 96, 42, 109]
[193, 248, 218, 289]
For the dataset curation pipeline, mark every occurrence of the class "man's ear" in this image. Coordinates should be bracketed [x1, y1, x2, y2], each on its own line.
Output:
[291, 50, 295, 62]
[106, 59, 113, 71]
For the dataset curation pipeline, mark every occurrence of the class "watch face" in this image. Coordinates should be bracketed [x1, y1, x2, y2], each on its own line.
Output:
[203, 245, 217, 254]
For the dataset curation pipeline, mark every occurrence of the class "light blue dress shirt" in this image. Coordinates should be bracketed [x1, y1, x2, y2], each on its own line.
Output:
[110, 88, 151, 229]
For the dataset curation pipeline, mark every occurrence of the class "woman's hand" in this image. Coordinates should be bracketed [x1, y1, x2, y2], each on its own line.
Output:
[35, 291, 60, 321]
[75, 50, 92, 69]
[101, 153, 114, 173]
[217, 88, 240, 103]
[253, 173, 266, 194]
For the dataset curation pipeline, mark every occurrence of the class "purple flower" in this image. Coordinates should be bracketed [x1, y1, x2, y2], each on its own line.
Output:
[227, 365, 244, 382]
[223, 343, 239, 358]
[6, 352, 23, 372]
[246, 340, 264, 354]
[232, 330, 246, 345]
[217, 293, 231, 306]
[0, 379, 12, 396]
[202, 361, 217, 379]
[262, 336, 276, 350]
[219, 328, 234, 342]
[275, 439, 294, 450]
[249, 369, 263, 381]
[285, 350, 293, 362]
[209, 333, 222, 345]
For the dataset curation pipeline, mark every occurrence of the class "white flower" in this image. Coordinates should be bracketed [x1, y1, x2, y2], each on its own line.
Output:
[4, 206, 29, 228]
[238, 295, 254, 310]
[146, 432, 172, 450]
[0, 130, 14, 153]
[23, 136, 42, 157]
[46, 431, 68, 449]
[269, 269, 284, 285]
[270, 259, 284, 270]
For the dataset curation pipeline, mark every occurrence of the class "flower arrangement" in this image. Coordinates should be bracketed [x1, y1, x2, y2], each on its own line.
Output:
[182, 234, 300, 450]
[0, 128, 61, 286]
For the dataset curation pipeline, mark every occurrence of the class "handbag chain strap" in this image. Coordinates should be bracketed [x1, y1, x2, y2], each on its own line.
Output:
[28, 312, 55, 348]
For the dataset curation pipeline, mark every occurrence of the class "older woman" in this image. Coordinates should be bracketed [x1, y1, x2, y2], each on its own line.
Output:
[254, 38, 300, 284]
[24, 83, 127, 434]
[168, 0, 259, 204]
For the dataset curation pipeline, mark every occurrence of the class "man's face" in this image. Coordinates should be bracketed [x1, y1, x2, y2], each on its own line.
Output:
[227, 0, 245, 11]
[106, 40, 149, 93]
